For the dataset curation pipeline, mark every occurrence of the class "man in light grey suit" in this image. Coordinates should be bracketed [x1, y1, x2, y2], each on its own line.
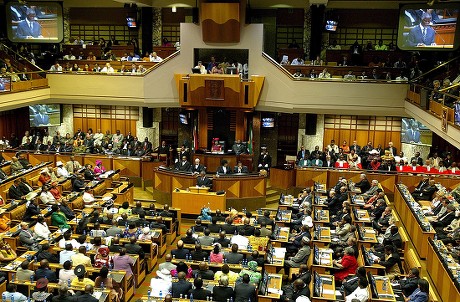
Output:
[19, 222, 39, 251]
[284, 236, 311, 270]
[197, 228, 214, 246]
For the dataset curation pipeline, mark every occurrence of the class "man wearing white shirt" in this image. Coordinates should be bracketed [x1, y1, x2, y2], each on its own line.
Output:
[149, 52, 163, 63]
[346, 278, 369, 302]
[83, 187, 95, 208]
[194, 61, 207, 74]
[56, 161, 70, 178]
[230, 229, 249, 250]
[101, 63, 115, 73]
[59, 244, 76, 265]
[291, 57, 304, 65]
[34, 216, 51, 240]
[150, 268, 173, 297]
[59, 260, 77, 285]
[40, 186, 56, 205]
[65, 156, 82, 174]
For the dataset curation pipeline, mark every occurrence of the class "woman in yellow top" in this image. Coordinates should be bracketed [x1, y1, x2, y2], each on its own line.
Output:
[71, 264, 95, 288]
[0, 234, 17, 262]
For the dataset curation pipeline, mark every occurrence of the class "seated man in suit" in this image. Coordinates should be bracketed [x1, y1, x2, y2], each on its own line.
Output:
[175, 155, 191, 172]
[9, 178, 25, 200]
[216, 160, 232, 175]
[191, 158, 206, 174]
[413, 179, 437, 201]
[233, 161, 249, 174]
[196, 170, 212, 190]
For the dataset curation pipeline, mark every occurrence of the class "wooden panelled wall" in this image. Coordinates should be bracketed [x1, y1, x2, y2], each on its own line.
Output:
[323, 115, 401, 151]
[73, 105, 139, 136]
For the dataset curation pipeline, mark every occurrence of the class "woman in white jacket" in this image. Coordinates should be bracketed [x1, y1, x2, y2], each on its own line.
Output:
[34, 215, 51, 241]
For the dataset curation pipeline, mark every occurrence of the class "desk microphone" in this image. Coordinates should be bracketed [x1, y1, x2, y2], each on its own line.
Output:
[430, 25, 447, 47]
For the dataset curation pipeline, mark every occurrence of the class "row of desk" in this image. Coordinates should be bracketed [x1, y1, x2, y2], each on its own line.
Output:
[271, 167, 460, 194]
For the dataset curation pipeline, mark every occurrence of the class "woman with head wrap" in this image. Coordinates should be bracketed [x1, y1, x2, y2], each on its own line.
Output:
[238, 260, 261, 284]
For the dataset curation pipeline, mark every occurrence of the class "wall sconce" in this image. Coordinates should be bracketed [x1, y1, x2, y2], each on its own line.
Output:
[172, 6, 177, 13]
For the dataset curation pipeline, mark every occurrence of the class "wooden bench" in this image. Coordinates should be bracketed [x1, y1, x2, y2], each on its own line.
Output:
[424, 277, 440, 302]
[403, 248, 421, 274]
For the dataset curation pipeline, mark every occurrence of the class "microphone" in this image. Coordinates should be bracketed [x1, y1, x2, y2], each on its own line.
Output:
[429, 25, 447, 47]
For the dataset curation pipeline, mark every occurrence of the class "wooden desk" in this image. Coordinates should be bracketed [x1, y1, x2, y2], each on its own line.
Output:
[153, 168, 197, 194]
[172, 189, 226, 215]
[310, 273, 336, 302]
[296, 168, 328, 188]
[258, 273, 283, 302]
[264, 248, 286, 274]
[354, 209, 371, 225]
[394, 184, 435, 259]
[269, 167, 295, 190]
[312, 226, 332, 247]
[270, 226, 290, 247]
[194, 153, 239, 173]
[311, 246, 334, 274]
[426, 239, 460, 302]
[213, 174, 266, 200]
[313, 209, 330, 226]
[112, 157, 141, 177]
[371, 275, 396, 302]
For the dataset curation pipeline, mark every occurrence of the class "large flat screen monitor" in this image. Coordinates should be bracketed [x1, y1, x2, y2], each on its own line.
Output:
[397, 4, 459, 50]
[401, 118, 432, 146]
[6, 1, 64, 43]
[29, 104, 61, 127]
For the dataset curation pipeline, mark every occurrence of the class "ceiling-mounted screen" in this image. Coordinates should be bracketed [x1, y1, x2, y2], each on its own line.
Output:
[397, 4, 459, 50]
[6, 1, 63, 43]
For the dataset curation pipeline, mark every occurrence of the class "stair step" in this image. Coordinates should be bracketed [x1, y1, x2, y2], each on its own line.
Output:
[266, 189, 279, 196]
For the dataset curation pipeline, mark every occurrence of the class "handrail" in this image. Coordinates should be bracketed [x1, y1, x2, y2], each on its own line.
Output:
[410, 54, 460, 83]
[0, 42, 45, 72]
[410, 82, 460, 103]
[262, 52, 295, 79]
[143, 50, 180, 75]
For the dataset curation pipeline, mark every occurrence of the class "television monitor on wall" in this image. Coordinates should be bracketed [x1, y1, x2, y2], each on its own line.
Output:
[126, 17, 137, 28]
[455, 103, 460, 126]
[179, 113, 189, 125]
[325, 20, 338, 32]
[261, 117, 275, 128]
[6, 1, 64, 43]
[401, 118, 432, 146]
[397, 4, 459, 50]
[0, 77, 12, 93]
[29, 104, 61, 127]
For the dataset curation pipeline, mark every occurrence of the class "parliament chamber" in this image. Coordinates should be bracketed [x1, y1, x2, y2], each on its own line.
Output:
[1, 0, 460, 302]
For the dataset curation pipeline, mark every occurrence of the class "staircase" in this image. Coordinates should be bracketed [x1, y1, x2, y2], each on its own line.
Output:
[265, 181, 282, 206]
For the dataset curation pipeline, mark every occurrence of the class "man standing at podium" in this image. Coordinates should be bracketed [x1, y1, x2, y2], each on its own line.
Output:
[197, 171, 212, 189]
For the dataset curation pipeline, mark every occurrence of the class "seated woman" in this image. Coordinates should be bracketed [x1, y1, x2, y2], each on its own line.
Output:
[211, 139, 222, 152]
[95, 267, 123, 302]
[10, 157, 24, 174]
[123, 223, 138, 238]
[94, 160, 106, 174]
[333, 247, 358, 282]
[0, 209, 11, 232]
[171, 261, 193, 278]
[38, 169, 51, 186]
[34, 215, 51, 241]
[404, 279, 429, 302]
[51, 204, 70, 230]
[94, 246, 112, 268]
[0, 234, 17, 262]
[238, 260, 262, 285]
[210, 243, 224, 263]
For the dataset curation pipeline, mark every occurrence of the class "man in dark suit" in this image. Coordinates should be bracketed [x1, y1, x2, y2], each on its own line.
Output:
[34, 139, 46, 152]
[216, 160, 232, 175]
[412, 177, 429, 195]
[124, 237, 145, 259]
[297, 146, 310, 162]
[406, 12, 436, 47]
[9, 178, 25, 200]
[175, 156, 191, 172]
[431, 204, 456, 228]
[309, 146, 323, 160]
[257, 210, 274, 227]
[16, 8, 43, 39]
[213, 231, 231, 248]
[234, 274, 256, 302]
[220, 217, 237, 235]
[237, 218, 255, 236]
[257, 149, 272, 171]
[188, 278, 212, 300]
[178, 145, 190, 162]
[233, 161, 249, 174]
[410, 152, 424, 166]
[232, 140, 246, 155]
[355, 174, 371, 193]
[350, 141, 361, 154]
[384, 142, 397, 156]
[74, 285, 99, 302]
[172, 271, 192, 298]
[171, 240, 189, 259]
[156, 140, 170, 156]
[197, 171, 212, 188]
[191, 158, 206, 174]
[413, 179, 437, 201]
[193, 262, 215, 280]
[35, 259, 57, 282]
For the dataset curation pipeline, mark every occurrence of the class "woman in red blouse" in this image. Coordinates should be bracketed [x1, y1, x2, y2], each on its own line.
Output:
[333, 247, 359, 282]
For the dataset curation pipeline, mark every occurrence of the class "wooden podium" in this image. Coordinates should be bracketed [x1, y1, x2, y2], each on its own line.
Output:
[172, 189, 226, 215]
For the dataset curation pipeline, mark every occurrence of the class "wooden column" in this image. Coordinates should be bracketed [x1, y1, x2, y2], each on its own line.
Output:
[198, 108, 208, 149]
[235, 111, 245, 141]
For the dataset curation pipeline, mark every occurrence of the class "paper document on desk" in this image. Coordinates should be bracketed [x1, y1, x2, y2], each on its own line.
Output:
[366, 229, 376, 234]
[274, 248, 286, 258]
[268, 288, 283, 295]
[322, 289, 335, 296]
[92, 291, 103, 299]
